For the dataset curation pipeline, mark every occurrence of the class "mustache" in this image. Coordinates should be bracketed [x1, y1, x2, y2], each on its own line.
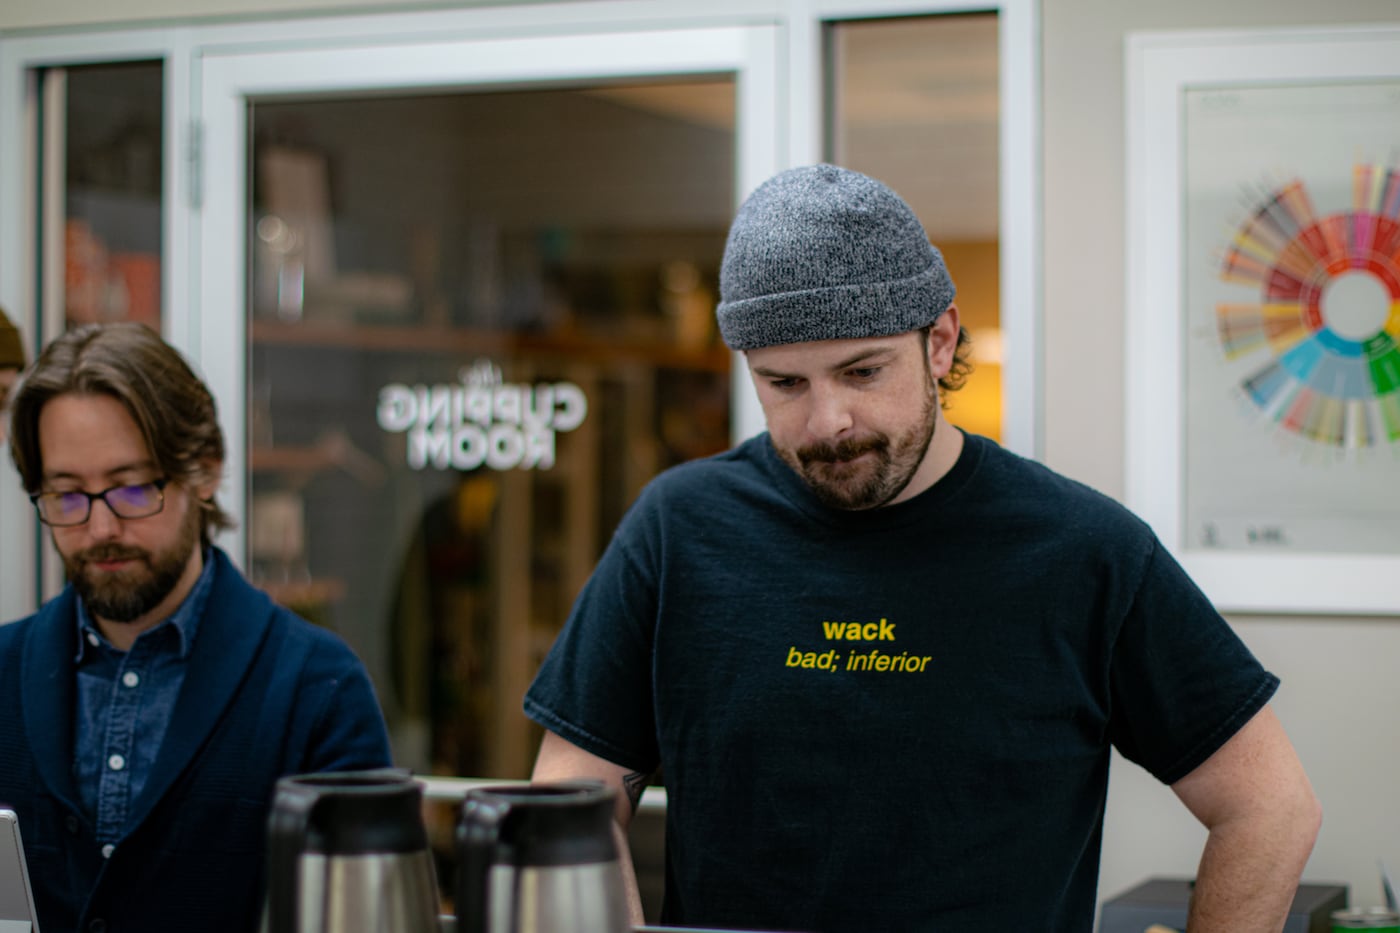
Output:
[797, 434, 887, 464]
[75, 544, 149, 564]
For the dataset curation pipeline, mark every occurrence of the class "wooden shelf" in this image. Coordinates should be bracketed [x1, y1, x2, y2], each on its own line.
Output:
[249, 445, 339, 473]
[249, 431, 387, 486]
[249, 319, 731, 373]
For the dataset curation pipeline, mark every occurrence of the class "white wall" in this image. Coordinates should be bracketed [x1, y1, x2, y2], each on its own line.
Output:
[5, 0, 1400, 918]
[1043, 0, 1400, 913]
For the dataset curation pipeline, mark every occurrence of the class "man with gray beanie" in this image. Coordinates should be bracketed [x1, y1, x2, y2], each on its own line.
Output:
[525, 164, 1319, 932]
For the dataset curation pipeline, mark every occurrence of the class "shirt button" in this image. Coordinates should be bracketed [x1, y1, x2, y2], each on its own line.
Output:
[86, 632, 99, 646]
[107, 754, 126, 771]
[121, 671, 140, 688]
[101, 844, 115, 859]
[65, 815, 80, 834]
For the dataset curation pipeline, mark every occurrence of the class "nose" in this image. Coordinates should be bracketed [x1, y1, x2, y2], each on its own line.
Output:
[806, 383, 854, 439]
[83, 497, 125, 540]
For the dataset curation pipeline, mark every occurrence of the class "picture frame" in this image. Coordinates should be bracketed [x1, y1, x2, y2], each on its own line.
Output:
[1126, 24, 1400, 616]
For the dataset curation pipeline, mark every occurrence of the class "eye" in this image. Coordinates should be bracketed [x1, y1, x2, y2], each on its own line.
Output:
[45, 491, 89, 522]
[846, 366, 881, 381]
[56, 491, 89, 510]
[109, 483, 161, 510]
[767, 376, 802, 391]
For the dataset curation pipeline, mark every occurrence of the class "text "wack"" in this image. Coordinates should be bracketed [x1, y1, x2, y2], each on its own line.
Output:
[822, 618, 896, 641]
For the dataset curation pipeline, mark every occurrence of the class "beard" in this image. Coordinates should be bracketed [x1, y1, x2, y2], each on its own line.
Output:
[776, 377, 939, 511]
[63, 504, 201, 624]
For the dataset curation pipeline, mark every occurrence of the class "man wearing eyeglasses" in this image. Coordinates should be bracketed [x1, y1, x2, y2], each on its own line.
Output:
[0, 322, 393, 933]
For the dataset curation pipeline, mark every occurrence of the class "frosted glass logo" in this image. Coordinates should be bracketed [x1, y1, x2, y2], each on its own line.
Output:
[377, 360, 587, 471]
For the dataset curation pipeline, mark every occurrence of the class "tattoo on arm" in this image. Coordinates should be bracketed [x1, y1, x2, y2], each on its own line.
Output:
[622, 771, 651, 814]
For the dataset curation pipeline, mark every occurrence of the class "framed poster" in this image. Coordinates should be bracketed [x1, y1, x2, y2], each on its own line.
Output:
[1127, 25, 1400, 615]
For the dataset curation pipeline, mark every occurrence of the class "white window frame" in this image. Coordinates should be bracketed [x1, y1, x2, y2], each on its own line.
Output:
[194, 21, 782, 564]
[0, 0, 1040, 613]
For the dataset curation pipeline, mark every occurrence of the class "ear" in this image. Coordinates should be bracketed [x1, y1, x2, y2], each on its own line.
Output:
[927, 304, 961, 378]
[193, 459, 225, 503]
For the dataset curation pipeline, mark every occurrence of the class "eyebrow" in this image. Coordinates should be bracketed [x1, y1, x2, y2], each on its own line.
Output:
[42, 461, 158, 484]
[751, 345, 899, 380]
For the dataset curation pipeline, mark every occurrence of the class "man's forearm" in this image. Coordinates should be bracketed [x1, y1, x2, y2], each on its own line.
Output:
[613, 821, 647, 926]
[1185, 797, 1322, 933]
[1170, 705, 1322, 933]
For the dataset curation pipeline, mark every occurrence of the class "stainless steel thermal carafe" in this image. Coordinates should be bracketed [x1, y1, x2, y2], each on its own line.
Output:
[456, 781, 629, 933]
[265, 768, 440, 933]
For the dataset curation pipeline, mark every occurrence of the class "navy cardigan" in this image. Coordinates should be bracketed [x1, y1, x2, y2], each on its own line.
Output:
[0, 547, 393, 933]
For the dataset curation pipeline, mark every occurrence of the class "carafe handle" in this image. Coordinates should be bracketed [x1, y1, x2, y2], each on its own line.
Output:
[266, 779, 321, 933]
[456, 795, 509, 933]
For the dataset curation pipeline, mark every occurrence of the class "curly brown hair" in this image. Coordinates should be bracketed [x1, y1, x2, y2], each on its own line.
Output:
[927, 323, 975, 407]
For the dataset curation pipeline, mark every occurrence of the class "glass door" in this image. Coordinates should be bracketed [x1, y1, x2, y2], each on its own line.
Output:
[246, 80, 738, 781]
[196, 25, 778, 783]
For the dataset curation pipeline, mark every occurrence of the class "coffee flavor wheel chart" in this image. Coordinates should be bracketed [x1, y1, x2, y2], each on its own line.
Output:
[1216, 164, 1400, 448]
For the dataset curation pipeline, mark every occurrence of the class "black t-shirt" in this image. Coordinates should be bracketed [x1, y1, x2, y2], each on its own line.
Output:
[525, 432, 1277, 933]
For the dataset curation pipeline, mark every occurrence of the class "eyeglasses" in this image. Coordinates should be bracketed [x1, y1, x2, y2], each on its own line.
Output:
[30, 479, 169, 527]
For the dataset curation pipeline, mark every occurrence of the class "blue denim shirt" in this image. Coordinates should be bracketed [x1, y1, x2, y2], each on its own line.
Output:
[73, 549, 216, 847]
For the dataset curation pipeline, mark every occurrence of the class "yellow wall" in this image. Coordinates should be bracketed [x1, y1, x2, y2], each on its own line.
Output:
[938, 240, 1000, 441]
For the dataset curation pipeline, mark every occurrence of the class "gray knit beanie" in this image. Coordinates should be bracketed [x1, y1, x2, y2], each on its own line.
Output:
[716, 164, 955, 351]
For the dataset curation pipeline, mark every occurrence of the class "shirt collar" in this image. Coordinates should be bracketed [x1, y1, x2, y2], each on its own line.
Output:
[74, 547, 218, 661]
